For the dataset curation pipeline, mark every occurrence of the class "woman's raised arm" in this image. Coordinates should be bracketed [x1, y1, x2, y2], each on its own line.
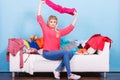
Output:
[37, 0, 45, 15]
[71, 11, 78, 26]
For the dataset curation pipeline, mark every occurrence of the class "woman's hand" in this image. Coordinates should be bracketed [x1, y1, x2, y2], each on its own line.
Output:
[73, 11, 78, 16]
[41, 0, 45, 4]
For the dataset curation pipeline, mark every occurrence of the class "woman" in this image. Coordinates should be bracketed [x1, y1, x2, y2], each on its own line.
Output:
[37, 0, 80, 79]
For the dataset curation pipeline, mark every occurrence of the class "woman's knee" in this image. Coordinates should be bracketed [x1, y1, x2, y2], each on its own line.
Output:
[64, 51, 74, 57]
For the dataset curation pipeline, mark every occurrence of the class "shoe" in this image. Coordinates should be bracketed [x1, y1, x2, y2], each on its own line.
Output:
[53, 70, 60, 79]
[68, 73, 81, 80]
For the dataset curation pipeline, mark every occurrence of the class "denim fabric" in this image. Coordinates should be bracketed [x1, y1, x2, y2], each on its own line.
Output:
[43, 50, 74, 75]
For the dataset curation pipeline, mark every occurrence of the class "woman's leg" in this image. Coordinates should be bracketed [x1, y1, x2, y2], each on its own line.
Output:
[43, 50, 74, 76]
[56, 51, 74, 75]
[43, 50, 81, 79]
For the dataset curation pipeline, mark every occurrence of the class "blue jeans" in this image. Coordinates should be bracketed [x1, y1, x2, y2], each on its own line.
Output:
[43, 50, 74, 76]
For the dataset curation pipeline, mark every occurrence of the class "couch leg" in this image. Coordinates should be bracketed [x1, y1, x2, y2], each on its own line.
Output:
[104, 72, 107, 78]
[12, 72, 15, 78]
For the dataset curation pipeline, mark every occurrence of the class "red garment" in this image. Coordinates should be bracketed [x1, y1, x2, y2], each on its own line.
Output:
[84, 34, 112, 51]
[37, 15, 74, 51]
[6, 38, 24, 68]
[45, 0, 76, 15]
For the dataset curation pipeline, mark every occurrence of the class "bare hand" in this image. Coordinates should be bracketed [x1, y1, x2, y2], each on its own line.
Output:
[41, 0, 45, 4]
[73, 11, 78, 16]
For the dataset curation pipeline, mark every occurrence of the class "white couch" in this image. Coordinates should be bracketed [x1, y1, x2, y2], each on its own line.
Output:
[10, 42, 110, 78]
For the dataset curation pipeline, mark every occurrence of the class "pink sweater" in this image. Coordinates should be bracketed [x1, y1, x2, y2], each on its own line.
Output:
[7, 38, 24, 68]
[45, 0, 76, 15]
[37, 15, 74, 51]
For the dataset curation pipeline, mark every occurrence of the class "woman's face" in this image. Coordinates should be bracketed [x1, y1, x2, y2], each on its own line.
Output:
[48, 19, 58, 29]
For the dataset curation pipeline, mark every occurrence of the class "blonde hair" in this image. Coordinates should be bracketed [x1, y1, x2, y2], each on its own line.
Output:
[47, 15, 58, 24]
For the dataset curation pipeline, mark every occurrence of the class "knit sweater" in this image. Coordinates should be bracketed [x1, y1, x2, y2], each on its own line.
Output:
[37, 15, 74, 51]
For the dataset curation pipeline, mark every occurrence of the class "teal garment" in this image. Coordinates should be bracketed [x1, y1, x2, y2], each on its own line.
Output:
[61, 41, 77, 50]
[60, 38, 70, 48]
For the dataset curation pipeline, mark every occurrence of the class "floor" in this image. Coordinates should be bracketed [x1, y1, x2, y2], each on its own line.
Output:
[0, 72, 120, 80]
